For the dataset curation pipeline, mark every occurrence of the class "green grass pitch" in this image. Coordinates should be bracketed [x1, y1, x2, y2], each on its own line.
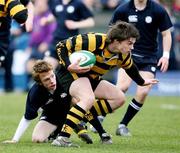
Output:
[0, 93, 180, 153]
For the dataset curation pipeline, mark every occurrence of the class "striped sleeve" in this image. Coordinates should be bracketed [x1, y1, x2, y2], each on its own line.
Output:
[56, 39, 72, 68]
[121, 53, 133, 69]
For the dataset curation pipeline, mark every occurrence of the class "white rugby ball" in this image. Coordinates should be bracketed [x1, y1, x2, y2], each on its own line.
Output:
[69, 50, 96, 67]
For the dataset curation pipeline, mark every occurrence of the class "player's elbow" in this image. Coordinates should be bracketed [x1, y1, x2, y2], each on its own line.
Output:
[88, 18, 95, 27]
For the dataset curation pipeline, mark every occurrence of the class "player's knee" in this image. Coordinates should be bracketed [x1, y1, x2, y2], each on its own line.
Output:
[121, 88, 128, 93]
[138, 87, 151, 97]
[117, 85, 129, 93]
[116, 92, 126, 108]
[84, 96, 95, 109]
[119, 94, 126, 106]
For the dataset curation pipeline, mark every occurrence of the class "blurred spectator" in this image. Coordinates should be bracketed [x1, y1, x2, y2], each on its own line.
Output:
[100, 0, 120, 10]
[0, 21, 27, 92]
[26, 0, 56, 74]
[98, 0, 131, 11]
[82, 0, 95, 10]
[24, 0, 56, 89]
[0, 0, 33, 92]
[10, 21, 30, 92]
[42, 0, 95, 69]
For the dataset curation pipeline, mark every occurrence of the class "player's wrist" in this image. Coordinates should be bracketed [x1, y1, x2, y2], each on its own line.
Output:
[162, 51, 170, 59]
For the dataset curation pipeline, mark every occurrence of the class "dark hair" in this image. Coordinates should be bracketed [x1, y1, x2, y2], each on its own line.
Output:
[106, 21, 140, 43]
[32, 60, 53, 84]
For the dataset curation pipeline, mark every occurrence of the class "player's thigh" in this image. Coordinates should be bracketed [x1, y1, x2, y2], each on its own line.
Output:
[116, 68, 132, 92]
[69, 77, 95, 100]
[69, 77, 95, 109]
[32, 120, 57, 140]
[94, 80, 125, 109]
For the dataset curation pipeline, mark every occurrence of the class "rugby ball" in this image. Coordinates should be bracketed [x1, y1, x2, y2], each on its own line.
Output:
[69, 50, 96, 67]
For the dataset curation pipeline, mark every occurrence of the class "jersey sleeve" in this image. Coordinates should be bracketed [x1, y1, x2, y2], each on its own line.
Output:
[76, 1, 94, 19]
[24, 87, 41, 120]
[125, 63, 145, 85]
[157, 6, 173, 32]
[109, 4, 128, 24]
[56, 39, 72, 68]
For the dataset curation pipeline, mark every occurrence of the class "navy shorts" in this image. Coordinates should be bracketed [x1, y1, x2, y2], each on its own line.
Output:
[132, 55, 157, 75]
[39, 111, 65, 128]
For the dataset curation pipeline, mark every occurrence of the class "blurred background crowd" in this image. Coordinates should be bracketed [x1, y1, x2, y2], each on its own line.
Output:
[0, 0, 179, 93]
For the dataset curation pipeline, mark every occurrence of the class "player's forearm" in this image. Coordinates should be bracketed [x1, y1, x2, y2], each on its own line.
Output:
[125, 64, 144, 85]
[162, 29, 172, 58]
[12, 116, 31, 142]
[24, 1, 34, 32]
[76, 17, 95, 28]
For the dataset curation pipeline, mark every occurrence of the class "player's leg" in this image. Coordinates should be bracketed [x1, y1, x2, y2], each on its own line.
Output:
[116, 70, 155, 136]
[86, 98, 115, 144]
[90, 68, 132, 133]
[52, 77, 95, 147]
[94, 79, 125, 110]
[116, 68, 132, 92]
[72, 97, 110, 144]
[32, 120, 57, 143]
[91, 79, 125, 143]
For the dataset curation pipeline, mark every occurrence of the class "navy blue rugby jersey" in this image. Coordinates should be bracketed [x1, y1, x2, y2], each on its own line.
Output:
[110, 0, 172, 57]
[48, 0, 93, 40]
[24, 76, 71, 120]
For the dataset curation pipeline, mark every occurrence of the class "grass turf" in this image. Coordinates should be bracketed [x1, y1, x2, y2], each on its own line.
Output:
[0, 93, 180, 153]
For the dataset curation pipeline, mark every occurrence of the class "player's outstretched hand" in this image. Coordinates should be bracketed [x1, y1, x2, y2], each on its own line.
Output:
[143, 78, 159, 86]
[2, 140, 17, 144]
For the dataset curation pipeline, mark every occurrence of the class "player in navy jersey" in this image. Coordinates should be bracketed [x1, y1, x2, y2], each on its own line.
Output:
[51, 21, 159, 147]
[41, 0, 95, 68]
[109, 0, 172, 136]
[2, 60, 94, 144]
[3, 60, 115, 144]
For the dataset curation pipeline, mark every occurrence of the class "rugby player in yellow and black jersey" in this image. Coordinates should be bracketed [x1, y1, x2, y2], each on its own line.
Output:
[0, 0, 33, 66]
[51, 21, 159, 147]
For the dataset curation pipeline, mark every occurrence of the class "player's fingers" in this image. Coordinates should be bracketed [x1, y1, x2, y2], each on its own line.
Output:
[160, 62, 168, 72]
[151, 79, 159, 84]
[157, 59, 162, 67]
[74, 58, 81, 65]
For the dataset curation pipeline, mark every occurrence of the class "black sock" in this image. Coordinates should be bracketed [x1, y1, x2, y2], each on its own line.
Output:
[84, 111, 106, 136]
[120, 98, 143, 126]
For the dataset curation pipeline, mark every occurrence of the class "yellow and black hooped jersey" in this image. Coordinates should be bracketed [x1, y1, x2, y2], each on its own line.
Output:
[0, 0, 27, 22]
[56, 33, 133, 80]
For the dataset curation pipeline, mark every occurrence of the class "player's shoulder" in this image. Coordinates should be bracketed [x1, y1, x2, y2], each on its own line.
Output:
[29, 83, 46, 96]
[151, 0, 168, 14]
[72, 0, 84, 6]
[115, 2, 130, 13]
